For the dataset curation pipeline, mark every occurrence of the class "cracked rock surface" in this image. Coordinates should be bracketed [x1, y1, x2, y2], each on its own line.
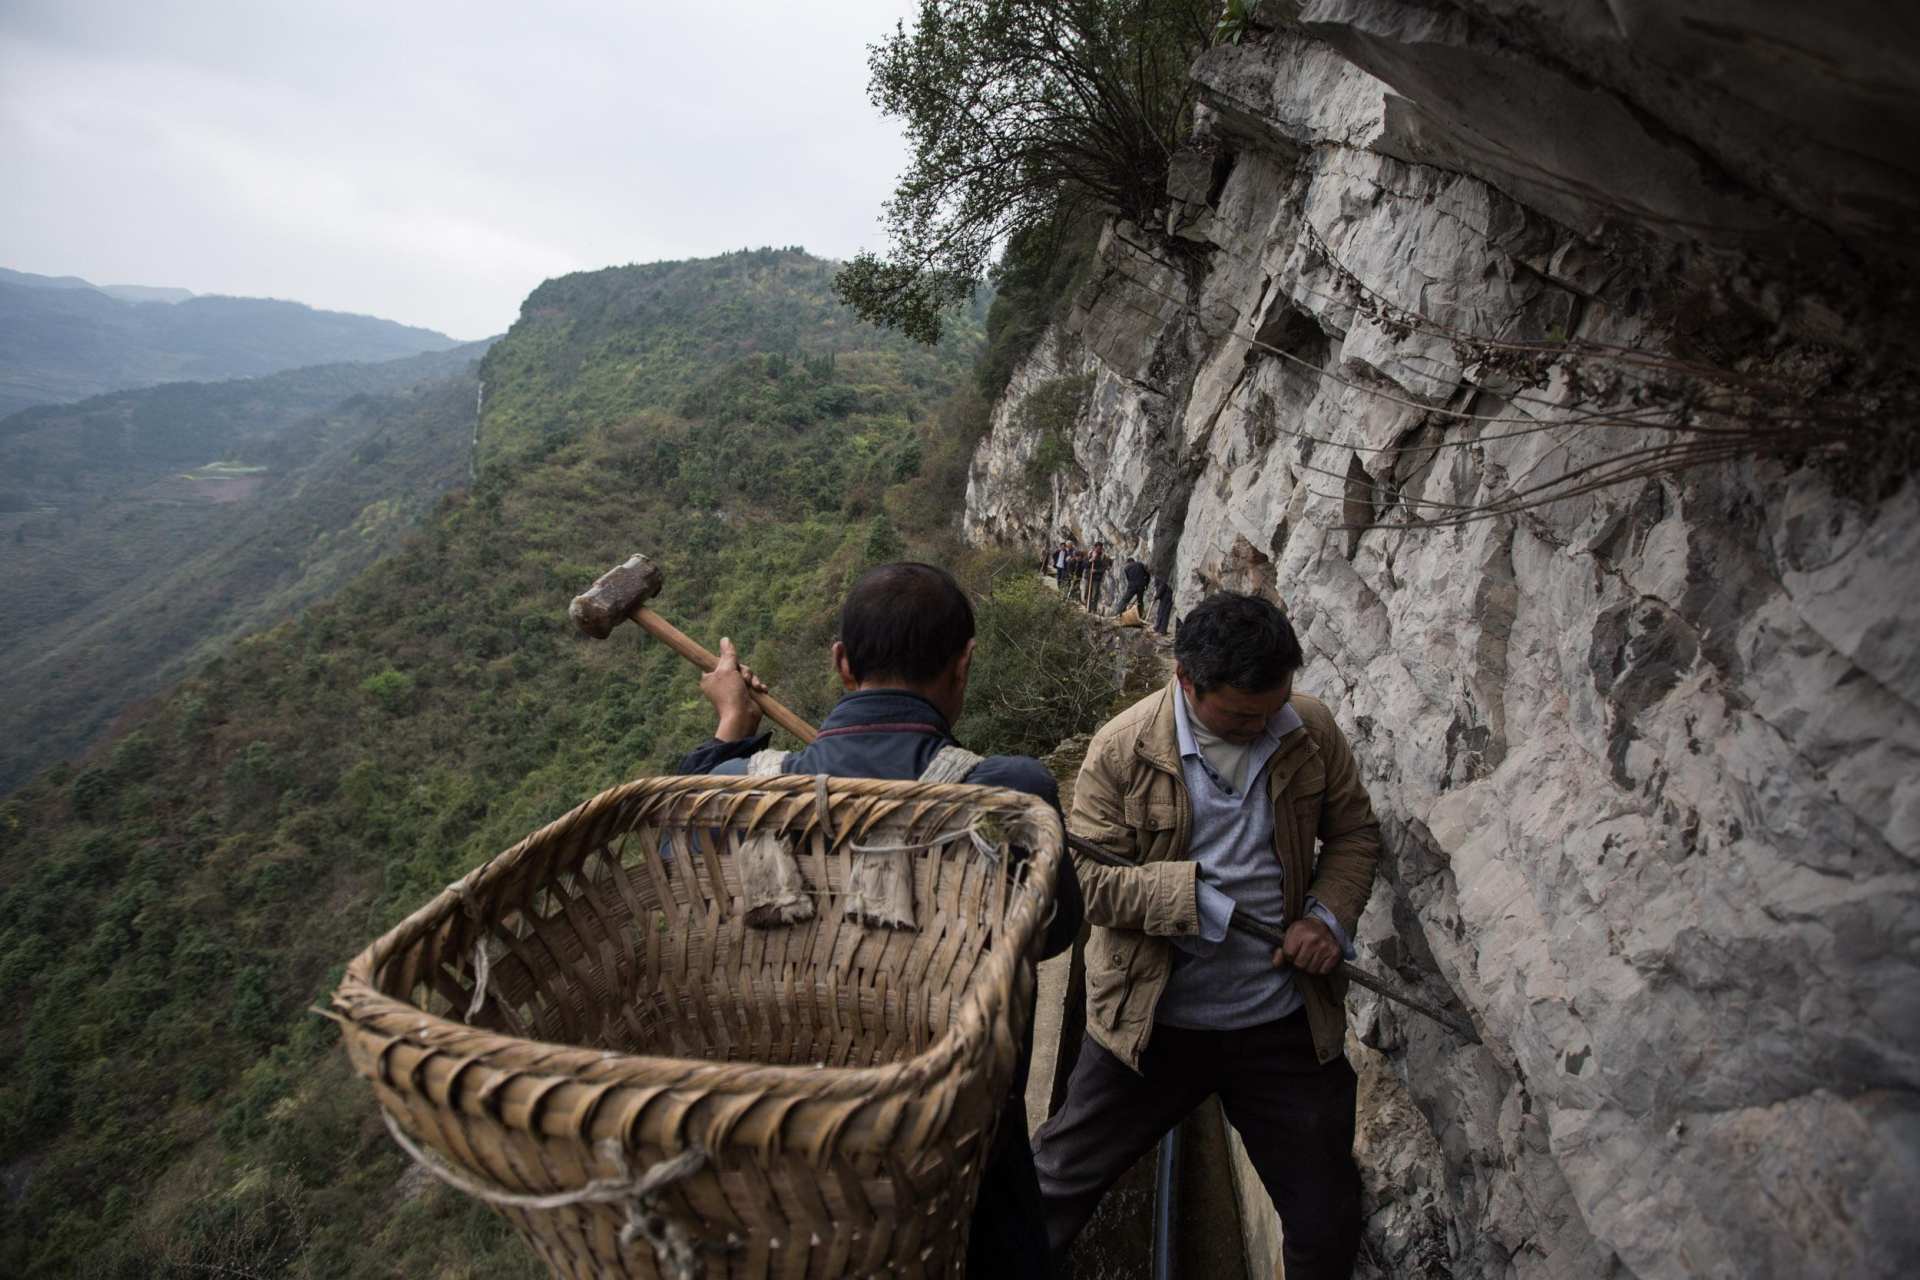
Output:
[965, 5, 1920, 1276]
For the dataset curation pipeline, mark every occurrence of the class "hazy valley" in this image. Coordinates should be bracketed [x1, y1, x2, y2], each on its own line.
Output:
[0, 265, 464, 419]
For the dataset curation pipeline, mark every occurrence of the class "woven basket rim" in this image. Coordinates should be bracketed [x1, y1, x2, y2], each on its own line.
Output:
[331, 772, 1063, 1135]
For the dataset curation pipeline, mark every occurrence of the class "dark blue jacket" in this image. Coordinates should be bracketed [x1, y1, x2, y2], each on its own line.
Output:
[680, 688, 1079, 1278]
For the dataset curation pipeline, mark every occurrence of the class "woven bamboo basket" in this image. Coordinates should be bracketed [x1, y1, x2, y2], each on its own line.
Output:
[329, 773, 1063, 1279]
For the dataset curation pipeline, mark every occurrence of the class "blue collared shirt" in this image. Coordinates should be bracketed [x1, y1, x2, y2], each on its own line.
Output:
[1154, 690, 1352, 1030]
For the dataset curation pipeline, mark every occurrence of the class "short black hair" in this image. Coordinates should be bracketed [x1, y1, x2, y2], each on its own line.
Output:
[1173, 592, 1303, 695]
[839, 562, 976, 684]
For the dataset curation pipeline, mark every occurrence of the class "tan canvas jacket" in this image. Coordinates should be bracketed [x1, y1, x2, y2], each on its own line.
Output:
[1069, 683, 1381, 1068]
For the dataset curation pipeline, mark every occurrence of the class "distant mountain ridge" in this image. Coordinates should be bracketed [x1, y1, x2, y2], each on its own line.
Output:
[0, 265, 462, 417]
[0, 266, 195, 304]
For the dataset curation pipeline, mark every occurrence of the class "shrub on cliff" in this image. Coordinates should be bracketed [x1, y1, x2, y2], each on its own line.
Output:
[977, 212, 1100, 399]
[1018, 372, 1094, 495]
[960, 572, 1142, 757]
[836, 0, 1213, 343]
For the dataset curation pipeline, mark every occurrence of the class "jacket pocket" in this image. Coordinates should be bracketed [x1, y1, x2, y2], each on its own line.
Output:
[1085, 925, 1132, 1034]
[1122, 796, 1178, 831]
[1122, 795, 1180, 864]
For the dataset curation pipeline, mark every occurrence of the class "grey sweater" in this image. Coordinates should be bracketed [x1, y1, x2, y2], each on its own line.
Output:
[1154, 691, 1350, 1029]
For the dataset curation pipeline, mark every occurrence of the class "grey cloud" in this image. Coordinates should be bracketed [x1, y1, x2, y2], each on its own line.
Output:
[0, 0, 914, 337]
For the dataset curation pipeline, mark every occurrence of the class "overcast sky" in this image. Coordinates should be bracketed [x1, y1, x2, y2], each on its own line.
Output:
[0, 0, 918, 338]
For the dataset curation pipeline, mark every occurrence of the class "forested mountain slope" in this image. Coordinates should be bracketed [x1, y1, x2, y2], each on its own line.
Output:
[0, 343, 492, 790]
[0, 248, 1112, 1278]
[0, 268, 462, 417]
[474, 249, 926, 466]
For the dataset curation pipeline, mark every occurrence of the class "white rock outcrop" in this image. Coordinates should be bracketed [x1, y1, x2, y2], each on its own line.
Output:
[966, 6, 1920, 1276]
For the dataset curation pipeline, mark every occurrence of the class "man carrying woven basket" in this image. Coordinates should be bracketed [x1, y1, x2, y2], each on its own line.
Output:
[680, 560, 1085, 1279]
[1033, 591, 1379, 1279]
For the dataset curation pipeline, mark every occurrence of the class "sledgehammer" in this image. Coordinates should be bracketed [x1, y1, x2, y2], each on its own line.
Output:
[569, 554, 819, 745]
[571, 553, 824, 929]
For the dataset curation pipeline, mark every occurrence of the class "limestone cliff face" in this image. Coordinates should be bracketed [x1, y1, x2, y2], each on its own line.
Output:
[965, 5, 1920, 1277]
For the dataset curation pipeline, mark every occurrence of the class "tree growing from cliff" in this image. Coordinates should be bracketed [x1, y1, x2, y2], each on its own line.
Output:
[835, 0, 1214, 343]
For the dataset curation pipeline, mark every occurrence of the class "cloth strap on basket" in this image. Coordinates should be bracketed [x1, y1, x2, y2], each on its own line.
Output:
[747, 742, 983, 929]
[918, 743, 983, 783]
[737, 749, 817, 926]
[745, 738, 982, 782]
[847, 743, 981, 926]
[746, 748, 789, 774]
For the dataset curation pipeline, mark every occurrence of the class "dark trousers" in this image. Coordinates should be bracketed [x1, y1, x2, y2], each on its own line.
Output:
[1115, 582, 1149, 614]
[1154, 595, 1173, 633]
[1032, 1014, 1360, 1279]
[1084, 573, 1105, 609]
[966, 1095, 1053, 1278]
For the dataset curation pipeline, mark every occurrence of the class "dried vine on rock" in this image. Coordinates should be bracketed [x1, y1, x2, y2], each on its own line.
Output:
[1074, 216, 1914, 532]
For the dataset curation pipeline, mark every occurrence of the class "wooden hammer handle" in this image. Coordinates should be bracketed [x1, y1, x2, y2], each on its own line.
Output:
[628, 605, 819, 745]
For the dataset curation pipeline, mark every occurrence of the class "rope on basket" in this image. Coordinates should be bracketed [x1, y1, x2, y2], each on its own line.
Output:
[847, 821, 1000, 859]
[465, 939, 492, 1020]
[457, 886, 494, 1021]
[381, 1111, 708, 1278]
[813, 773, 834, 843]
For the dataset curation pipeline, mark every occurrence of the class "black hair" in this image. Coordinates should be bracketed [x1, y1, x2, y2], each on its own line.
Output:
[839, 562, 976, 684]
[1173, 592, 1303, 694]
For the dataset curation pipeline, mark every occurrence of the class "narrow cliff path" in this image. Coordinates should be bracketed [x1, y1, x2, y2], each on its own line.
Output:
[1020, 579, 1250, 1280]
[1024, 571, 1175, 1131]
[1019, 576, 1453, 1279]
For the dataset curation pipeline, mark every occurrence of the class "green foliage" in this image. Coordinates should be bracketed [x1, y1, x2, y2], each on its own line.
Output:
[957, 571, 1145, 757]
[1026, 432, 1079, 497]
[1018, 373, 1095, 495]
[359, 667, 416, 714]
[892, 434, 923, 481]
[475, 248, 980, 468]
[1215, 0, 1265, 44]
[227, 964, 281, 1047]
[0, 248, 1041, 1278]
[863, 513, 907, 565]
[978, 215, 1101, 399]
[834, 0, 1213, 342]
[885, 386, 994, 545]
[68, 766, 116, 821]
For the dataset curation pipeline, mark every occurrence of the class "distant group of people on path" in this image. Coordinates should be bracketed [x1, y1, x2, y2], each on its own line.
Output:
[1049, 537, 1175, 634]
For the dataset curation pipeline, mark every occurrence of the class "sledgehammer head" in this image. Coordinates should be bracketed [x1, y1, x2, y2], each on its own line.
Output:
[569, 554, 665, 639]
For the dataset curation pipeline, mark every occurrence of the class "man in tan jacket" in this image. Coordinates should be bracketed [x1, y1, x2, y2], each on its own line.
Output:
[1032, 591, 1379, 1278]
